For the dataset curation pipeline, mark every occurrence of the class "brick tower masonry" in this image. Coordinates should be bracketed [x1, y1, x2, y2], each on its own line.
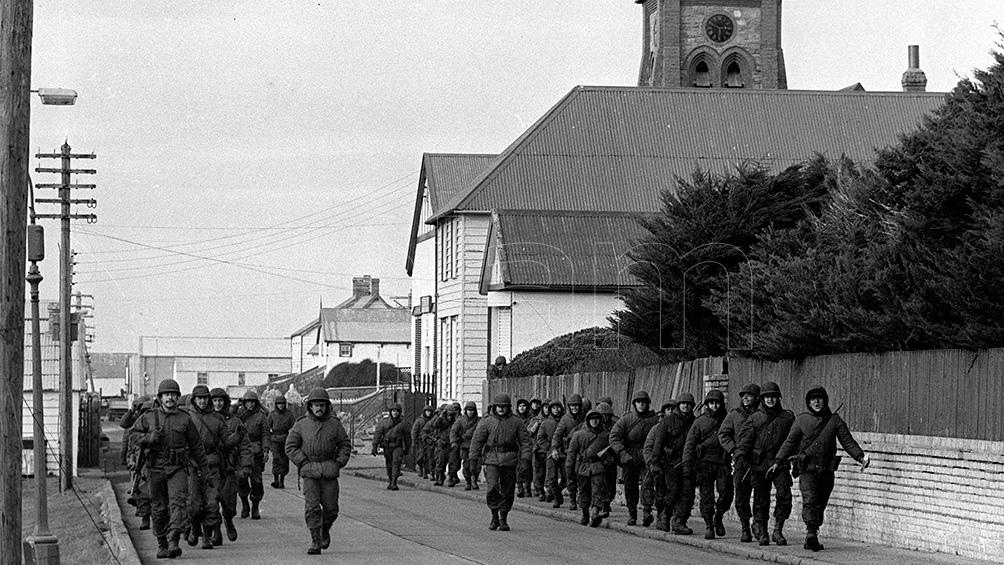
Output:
[635, 0, 787, 89]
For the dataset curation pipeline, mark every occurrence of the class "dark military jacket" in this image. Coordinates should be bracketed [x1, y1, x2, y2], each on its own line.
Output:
[469, 412, 532, 468]
[449, 411, 480, 450]
[189, 403, 230, 467]
[734, 402, 795, 473]
[550, 410, 585, 456]
[535, 414, 560, 455]
[566, 426, 614, 477]
[267, 408, 296, 447]
[241, 405, 270, 457]
[609, 409, 658, 466]
[285, 406, 352, 480]
[775, 408, 865, 472]
[373, 415, 411, 451]
[220, 409, 252, 475]
[129, 405, 209, 475]
[648, 410, 695, 468]
[718, 403, 757, 456]
[683, 408, 729, 472]
[412, 413, 432, 448]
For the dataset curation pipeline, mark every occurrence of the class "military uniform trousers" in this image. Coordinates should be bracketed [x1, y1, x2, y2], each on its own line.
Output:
[733, 464, 754, 521]
[517, 457, 533, 491]
[483, 465, 517, 512]
[383, 446, 404, 481]
[696, 463, 734, 524]
[422, 442, 436, 476]
[663, 466, 695, 522]
[622, 462, 655, 510]
[460, 447, 482, 483]
[433, 443, 449, 481]
[545, 457, 566, 500]
[218, 470, 239, 519]
[238, 453, 265, 502]
[578, 472, 608, 511]
[752, 467, 792, 526]
[188, 465, 222, 527]
[129, 468, 152, 518]
[799, 470, 835, 529]
[532, 451, 547, 495]
[302, 477, 340, 530]
[149, 467, 191, 537]
[271, 440, 290, 477]
[448, 445, 462, 482]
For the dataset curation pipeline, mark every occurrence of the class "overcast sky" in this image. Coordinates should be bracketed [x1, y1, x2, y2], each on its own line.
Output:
[27, 1, 1001, 353]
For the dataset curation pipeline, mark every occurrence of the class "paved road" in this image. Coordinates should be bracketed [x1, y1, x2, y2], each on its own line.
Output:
[114, 469, 753, 564]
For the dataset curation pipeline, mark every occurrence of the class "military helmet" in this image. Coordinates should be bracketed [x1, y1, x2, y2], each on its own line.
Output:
[210, 387, 228, 400]
[585, 408, 603, 422]
[132, 395, 150, 409]
[530, 397, 542, 405]
[598, 396, 614, 407]
[676, 392, 696, 406]
[705, 389, 726, 403]
[423, 404, 434, 413]
[596, 402, 614, 416]
[567, 393, 583, 406]
[740, 383, 762, 398]
[493, 393, 512, 406]
[516, 398, 530, 408]
[761, 382, 782, 398]
[157, 379, 181, 396]
[632, 390, 652, 403]
[191, 384, 210, 397]
[549, 398, 563, 408]
[464, 401, 478, 411]
[274, 395, 287, 404]
[306, 387, 330, 404]
[805, 386, 828, 404]
[389, 402, 403, 412]
[242, 390, 259, 401]
[582, 398, 592, 412]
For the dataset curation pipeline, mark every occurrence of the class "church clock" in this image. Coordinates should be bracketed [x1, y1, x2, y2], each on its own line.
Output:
[705, 14, 734, 43]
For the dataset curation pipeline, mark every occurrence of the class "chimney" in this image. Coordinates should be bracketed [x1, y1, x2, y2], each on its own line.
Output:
[901, 45, 928, 92]
[351, 275, 380, 299]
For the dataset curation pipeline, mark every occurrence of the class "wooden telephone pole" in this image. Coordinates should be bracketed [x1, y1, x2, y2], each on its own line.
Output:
[0, 1, 33, 563]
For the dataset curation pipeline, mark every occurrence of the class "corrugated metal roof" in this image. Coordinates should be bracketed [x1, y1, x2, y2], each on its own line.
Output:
[433, 86, 945, 219]
[424, 153, 499, 214]
[320, 308, 411, 344]
[491, 211, 650, 289]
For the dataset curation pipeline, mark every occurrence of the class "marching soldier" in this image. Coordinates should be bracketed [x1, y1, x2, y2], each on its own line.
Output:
[649, 392, 696, 534]
[596, 396, 618, 518]
[514, 398, 534, 497]
[412, 405, 434, 478]
[773, 386, 870, 552]
[372, 402, 411, 490]
[539, 400, 565, 506]
[428, 404, 457, 486]
[643, 399, 678, 529]
[211, 388, 252, 543]
[122, 396, 153, 530]
[610, 390, 659, 527]
[566, 407, 616, 527]
[684, 389, 733, 540]
[718, 383, 761, 542]
[550, 394, 585, 511]
[185, 385, 231, 550]
[734, 381, 795, 546]
[286, 388, 353, 555]
[469, 394, 532, 532]
[526, 398, 546, 499]
[448, 402, 463, 484]
[129, 379, 209, 559]
[239, 390, 269, 520]
[450, 401, 482, 490]
[267, 395, 296, 489]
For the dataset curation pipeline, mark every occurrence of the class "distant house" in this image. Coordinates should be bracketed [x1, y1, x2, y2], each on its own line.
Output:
[90, 352, 135, 397]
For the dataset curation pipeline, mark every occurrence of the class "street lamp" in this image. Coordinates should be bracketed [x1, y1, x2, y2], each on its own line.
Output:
[32, 87, 77, 106]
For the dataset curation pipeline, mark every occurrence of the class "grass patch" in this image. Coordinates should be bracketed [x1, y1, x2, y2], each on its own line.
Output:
[21, 474, 118, 565]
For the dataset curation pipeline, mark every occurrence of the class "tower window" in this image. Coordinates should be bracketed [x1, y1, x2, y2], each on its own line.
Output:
[726, 61, 744, 88]
[694, 61, 712, 88]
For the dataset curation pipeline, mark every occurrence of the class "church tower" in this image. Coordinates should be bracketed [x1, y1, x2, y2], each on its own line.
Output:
[635, 0, 787, 89]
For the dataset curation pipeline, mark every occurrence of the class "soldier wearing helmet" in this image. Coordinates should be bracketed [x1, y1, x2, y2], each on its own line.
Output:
[550, 393, 586, 511]
[514, 398, 533, 498]
[411, 404, 435, 479]
[267, 394, 296, 489]
[238, 389, 269, 520]
[469, 393, 532, 531]
[122, 395, 153, 530]
[648, 392, 697, 534]
[538, 399, 565, 506]
[610, 390, 660, 527]
[184, 384, 232, 550]
[211, 387, 251, 544]
[425, 404, 457, 486]
[285, 387, 352, 555]
[450, 401, 482, 490]
[372, 402, 411, 490]
[683, 389, 733, 540]
[525, 397, 546, 500]
[566, 407, 616, 528]
[128, 379, 210, 559]
[718, 383, 761, 542]
[643, 397, 676, 530]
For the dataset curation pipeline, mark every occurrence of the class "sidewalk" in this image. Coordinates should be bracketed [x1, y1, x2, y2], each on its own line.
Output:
[346, 455, 989, 565]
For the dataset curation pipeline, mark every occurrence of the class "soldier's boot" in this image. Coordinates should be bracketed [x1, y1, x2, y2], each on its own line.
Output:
[448, 476, 460, 488]
[464, 479, 472, 491]
[751, 519, 763, 541]
[201, 524, 214, 549]
[579, 506, 590, 526]
[642, 508, 654, 528]
[589, 506, 603, 528]
[167, 531, 183, 558]
[278, 475, 285, 489]
[489, 509, 500, 531]
[390, 476, 400, 491]
[224, 517, 238, 541]
[251, 500, 261, 520]
[516, 484, 525, 498]
[740, 518, 753, 543]
[538, 490, 547, 502]
[139, 515, 151, 530]
[472, 479, 479, 490]
[307, 528, 322, 555]
[600, 502, 611, 519]
[758, 521, 771, 546]
[704, 518, 716, 539]
[498, 510, 511, 531]
[551, 491, 563, 508]
[714, 511, 726, 537]
[211, 525, 223, 546]
[804, 527, 823, 552]
[626, 506, 638, 526]
[321, 521, 332, 549]
[240, 496, 250, 518]
[156, 536, 170, 559]
[671, 516, 693, 536]
[569, 499, 578, 511]
[771, 519, 787, 546]
[655, 510, 669, 532]
[270, 474, 278, 488]
[186, 519, 200, 547]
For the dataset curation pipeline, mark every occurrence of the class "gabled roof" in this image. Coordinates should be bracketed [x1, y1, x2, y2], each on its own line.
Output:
[320, 308, 410, 344]
[481, 210, 650, 292]
[406, 153, 498, 275]
[334, 293, 394, 309]
[430, 86, 945, 222]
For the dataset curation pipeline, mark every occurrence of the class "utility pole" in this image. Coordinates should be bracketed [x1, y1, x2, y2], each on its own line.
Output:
[0, 1, 32, 562]
[35, 142, 96, 492]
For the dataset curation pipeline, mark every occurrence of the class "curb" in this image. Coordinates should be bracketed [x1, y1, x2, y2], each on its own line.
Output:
[97, 479, 142, 565]
[348, 469, 828, 565]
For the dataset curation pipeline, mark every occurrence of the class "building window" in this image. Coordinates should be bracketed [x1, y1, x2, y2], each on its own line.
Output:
[441, 316, 458, 398]
[197, 372, 208, 385]
[725, 61, 744, 88]
[268, 373, 278, 381]
[694, 61, 712, 87]
[238, 372, 246, 386]
[441, 219, 455, 281]
[339, 343, 353, 357]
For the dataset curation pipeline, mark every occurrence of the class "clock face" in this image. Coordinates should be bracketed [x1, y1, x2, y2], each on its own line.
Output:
[705, 14, 734, 43]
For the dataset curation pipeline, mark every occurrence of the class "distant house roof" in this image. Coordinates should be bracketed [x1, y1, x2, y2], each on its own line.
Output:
[430, 86, 945, 222]
[334, 293, 394, 309]
[481, 211, 650, 292]
[320, 308, 410, 344]
[406, 153, 498, 275]
[90, 352, 133, 381]
[290, 318, 320, 339]
[139, 337, 288, 359]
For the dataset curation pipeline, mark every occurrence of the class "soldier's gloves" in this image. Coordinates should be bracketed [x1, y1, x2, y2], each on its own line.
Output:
[619, 451, 632, 466]
[859, 454, 871, 471]
[649, 463, 662, 474]
[371, 447, 379, 456]
[767, 462, 779, 476]
[548, 449, 560, 461]
[146, 428, 163, 446]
